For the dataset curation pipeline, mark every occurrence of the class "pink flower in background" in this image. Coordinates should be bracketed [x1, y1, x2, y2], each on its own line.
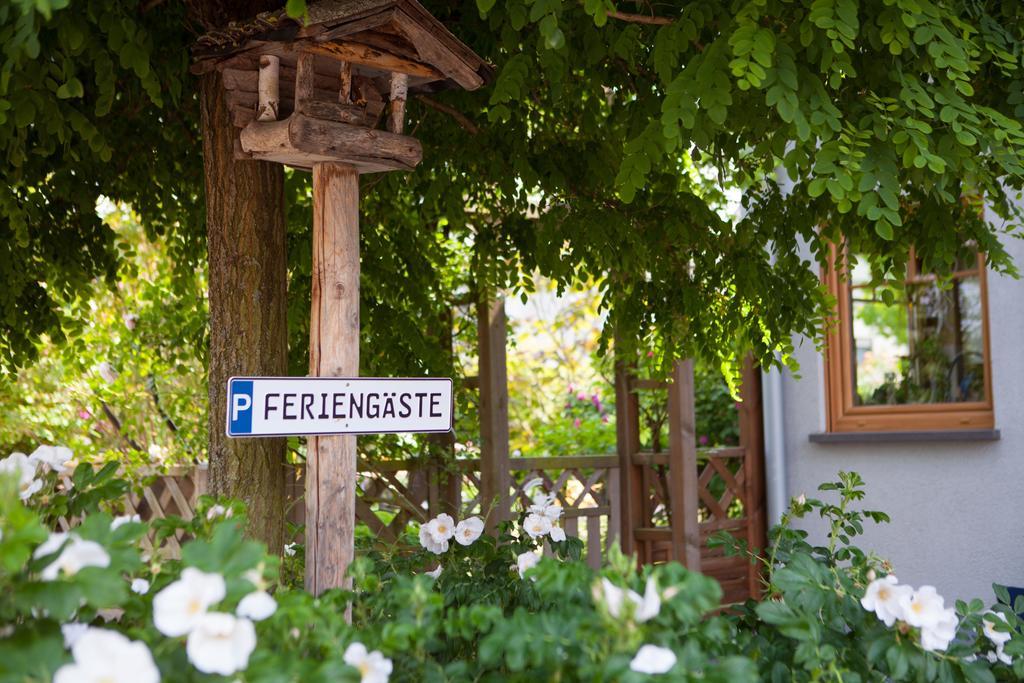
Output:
[576, 391, 586, 401]
[601, 416, 609, 424]
[78, 410, 91, 420]
[591, 394, 602, 410]
[573, 418, 581, 429]
[698, 435, 709, 446]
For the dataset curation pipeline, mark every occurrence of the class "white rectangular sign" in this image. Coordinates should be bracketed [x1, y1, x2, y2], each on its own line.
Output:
[226, 376, 453, 438]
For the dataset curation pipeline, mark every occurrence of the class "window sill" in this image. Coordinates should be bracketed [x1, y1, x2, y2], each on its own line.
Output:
[808, 429, 1001, 444]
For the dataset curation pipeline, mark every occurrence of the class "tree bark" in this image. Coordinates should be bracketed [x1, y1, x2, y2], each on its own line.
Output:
[200, 69, 288, 552]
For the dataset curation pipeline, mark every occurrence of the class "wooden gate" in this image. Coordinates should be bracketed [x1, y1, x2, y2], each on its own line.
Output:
[614, 356, 766, 603]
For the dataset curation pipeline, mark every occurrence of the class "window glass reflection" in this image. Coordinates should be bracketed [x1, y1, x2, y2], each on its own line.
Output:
[850, 273, 985, 405]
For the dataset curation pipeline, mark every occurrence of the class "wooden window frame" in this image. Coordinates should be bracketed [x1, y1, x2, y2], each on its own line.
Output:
[823, 247, 994, 432]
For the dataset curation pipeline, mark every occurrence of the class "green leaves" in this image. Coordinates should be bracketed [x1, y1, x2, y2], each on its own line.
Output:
[615, 121, 667, 203]
[729, 22, 776, 90]
[55, 76, 83, 99]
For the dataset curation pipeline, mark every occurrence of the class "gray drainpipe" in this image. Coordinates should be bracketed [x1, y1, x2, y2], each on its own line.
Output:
[761, 366, 788, 526]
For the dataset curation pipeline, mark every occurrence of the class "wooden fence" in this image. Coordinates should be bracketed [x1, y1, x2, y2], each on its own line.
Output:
[124, 447, 758, 592]
[125, 456, 618, 567]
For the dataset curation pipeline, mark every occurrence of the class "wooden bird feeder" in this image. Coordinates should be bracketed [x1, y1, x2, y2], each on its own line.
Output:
[192, 0, 490, 596]
[193, 0, 491, 172]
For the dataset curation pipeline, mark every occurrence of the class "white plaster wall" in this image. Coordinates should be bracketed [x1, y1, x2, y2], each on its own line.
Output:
[777, 234, 1024, 602]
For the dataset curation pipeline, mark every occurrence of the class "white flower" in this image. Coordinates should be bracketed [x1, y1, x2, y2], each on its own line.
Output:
[523, 513, 552, 539]
[635, 576, 661, 622]
[861, 575, 912, 627]
[243, 568, 266, 590]
[61, 622, 89, 649]
[629, 644, 677, 674]
[206, 505, 233, 521]
[186, 612, 256, 676]
[35, 533, 110, 581]
[53, 628, 159, 683]
[123, 313, 138, 330]
[344, 642, 392, 683]
[549, 526, 566, 543]
[418, 525, 448, 554]
[516, 550, 541, 579]
[920, 607, 958, 652]
[153, 567, 227, 636]
[284, 542, 297, 557]
[528, 492, 562, 523]
[991, 646, 1013, 665]
[131, 578, 150, 595]
[983, 611, 1012, 648]
[454, 516, 484, 546]
[425, 514, 455, 545]
[96, 362, 119, 385]
[425, 565, 442, 579]
[237, 591, 276, 621]
[795, 493, 807, 506]
[29, 445, 74, 475]
[0, 452, 42, 500]
[598, 576, 660, 623]
[520, 477, 543, 493]
[111, 514, 141, 530]
[900, 585, 948, 631]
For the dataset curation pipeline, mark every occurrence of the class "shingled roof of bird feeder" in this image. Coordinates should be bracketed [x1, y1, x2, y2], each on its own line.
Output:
[192, 0, 492, 173]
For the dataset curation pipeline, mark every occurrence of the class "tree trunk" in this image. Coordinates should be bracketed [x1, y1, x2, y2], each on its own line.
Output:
[200, 69, 288, 551]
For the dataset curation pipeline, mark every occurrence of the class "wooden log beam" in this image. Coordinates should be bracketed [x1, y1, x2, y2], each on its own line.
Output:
[238, 114, 422, 173]
[257, 55, 280, 122]
[306, 162, 360, 596]
[303, 41, 443, 80]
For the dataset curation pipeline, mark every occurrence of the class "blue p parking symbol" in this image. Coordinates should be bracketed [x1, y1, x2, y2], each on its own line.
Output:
[228, 380, 254, 436]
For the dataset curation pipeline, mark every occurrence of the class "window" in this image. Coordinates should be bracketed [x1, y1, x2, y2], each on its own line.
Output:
[823, 247, 993, 432]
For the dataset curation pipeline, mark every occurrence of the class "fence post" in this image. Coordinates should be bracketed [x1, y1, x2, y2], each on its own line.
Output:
[477, 297, 510, 530]
[613, 358, 642, 556]
[667, 359, 701, 571]
[739, 354, 767, 596]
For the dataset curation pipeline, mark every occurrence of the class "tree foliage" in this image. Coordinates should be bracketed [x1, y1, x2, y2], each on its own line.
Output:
[3, 0, 1024, 387]
[0, 0, 201, 368]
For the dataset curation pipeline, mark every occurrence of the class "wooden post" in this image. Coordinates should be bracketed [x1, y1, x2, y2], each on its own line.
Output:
[388, 73, 408, 134]
[339, 61, 353, 103]
[667, 359, 701, 571]
[256, 55, 280, 121]
[295, 51, 316, 116]
[739, 354, 767, 596]
[613, 359, 641, 556]
[306, 162, 360, 595]
[477, 297, 510, 529]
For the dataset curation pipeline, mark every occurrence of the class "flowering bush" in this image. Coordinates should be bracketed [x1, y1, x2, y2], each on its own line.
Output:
[717, 471, 1024, 681]
[1, 449, 1021, 682]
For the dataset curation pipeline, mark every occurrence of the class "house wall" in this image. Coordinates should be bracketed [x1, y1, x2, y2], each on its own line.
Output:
[771, 225, 1024, 603]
